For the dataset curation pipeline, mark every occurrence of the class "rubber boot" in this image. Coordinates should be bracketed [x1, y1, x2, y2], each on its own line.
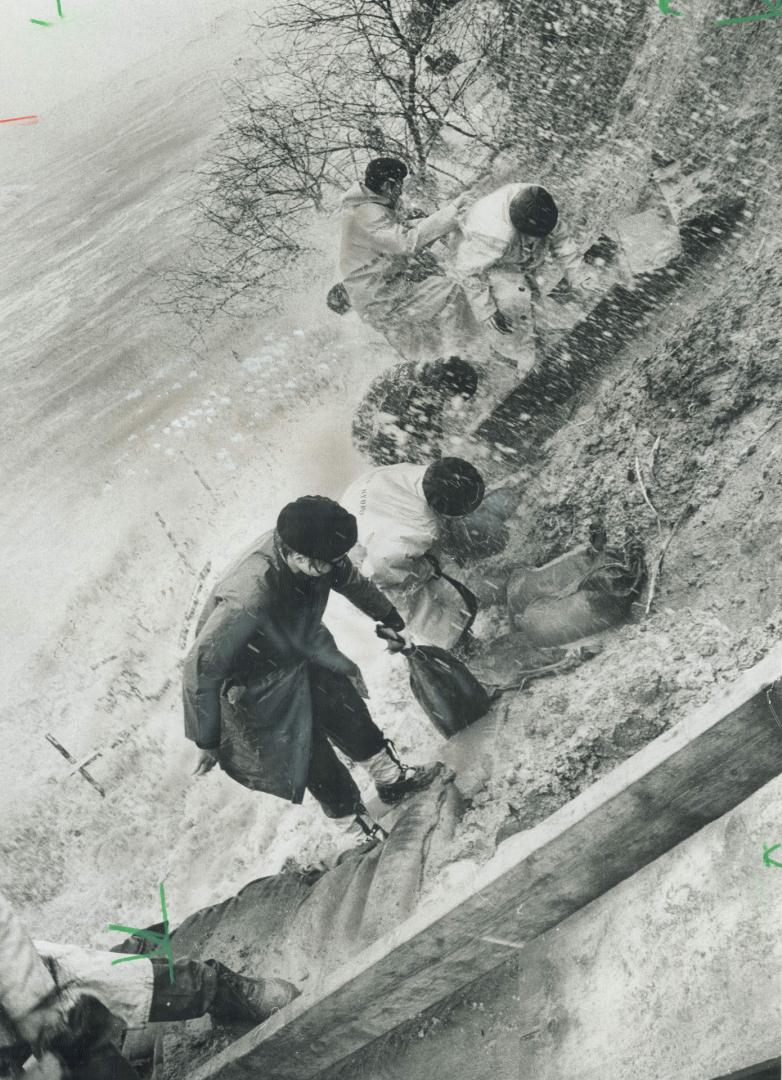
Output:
[207, 963, 300, 1027]
[364, 740, 444, 806]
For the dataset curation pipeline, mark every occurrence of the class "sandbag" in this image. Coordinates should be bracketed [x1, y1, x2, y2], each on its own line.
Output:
[508, 531, 644, 647]
[406, 645, 493, 738]
[512, 586, 627, 646]
[376, 624, 491, 738]
[399, 553, 479, 651]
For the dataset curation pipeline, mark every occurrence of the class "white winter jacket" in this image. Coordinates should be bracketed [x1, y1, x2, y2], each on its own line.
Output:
[0, 891, 153, 1054]
[453, 182, 586, 322]
[33, 942, 154, 1028]
[0, 891, 65, 1052]
[339, 182, 460, 318]
[341, 463, 440, 587]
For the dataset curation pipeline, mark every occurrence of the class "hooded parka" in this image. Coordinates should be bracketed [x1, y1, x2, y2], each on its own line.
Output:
[341, 464, 471, 649]
[453, 182, 591, 371]
[183, 530, 398, 802]
[339, 182, 478, 359]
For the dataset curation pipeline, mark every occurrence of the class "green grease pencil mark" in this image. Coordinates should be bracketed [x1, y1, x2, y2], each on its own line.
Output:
[31, 0, 64, 25]
[108, 883, 175, 984]
[763, 843, 782, 868]
[658, 0, 782, 24]
[716, 0, 782, 24]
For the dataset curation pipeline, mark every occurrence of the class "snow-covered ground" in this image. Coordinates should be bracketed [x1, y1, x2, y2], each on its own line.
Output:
[0, 5, 442, 943]
[4, 0, 781, 964]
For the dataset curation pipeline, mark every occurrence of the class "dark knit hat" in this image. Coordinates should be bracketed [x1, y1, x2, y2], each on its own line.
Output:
[508, 186, 559, 237]
[422, 458, 485, 517]
[365, 157, 409, 194]
[276, 497, 358, 561]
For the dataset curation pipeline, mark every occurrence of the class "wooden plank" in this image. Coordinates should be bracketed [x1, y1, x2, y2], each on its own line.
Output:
[192, 645, 782, 1080]
[713, 1062, 781, 1080]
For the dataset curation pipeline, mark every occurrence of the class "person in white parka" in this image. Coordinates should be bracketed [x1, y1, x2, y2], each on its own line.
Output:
[341, 458, 485, 650]
[453, 183, 592, 376]
[339, 157, 478, 360]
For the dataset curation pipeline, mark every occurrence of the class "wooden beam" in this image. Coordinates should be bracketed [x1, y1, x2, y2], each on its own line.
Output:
[713, 1061, 781, 1080]
[191, 644, 782, 1080]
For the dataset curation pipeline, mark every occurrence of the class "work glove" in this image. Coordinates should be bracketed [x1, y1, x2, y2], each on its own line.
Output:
[375, 625, 415, 654]
[379, 607, 405, 632]
[193, 748, 219, 776]
[489, 309, 514, 335]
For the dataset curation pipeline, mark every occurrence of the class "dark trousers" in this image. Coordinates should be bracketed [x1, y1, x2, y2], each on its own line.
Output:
[66, 1043, 140, 1079]
[148, 958, 218, 1023]
[46, 997, 139, 1080]
[306, 667, 385, 818]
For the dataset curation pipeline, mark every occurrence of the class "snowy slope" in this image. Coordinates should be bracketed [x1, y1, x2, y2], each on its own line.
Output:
[3, 0, 781, 959]
[0, 6, 422, 942]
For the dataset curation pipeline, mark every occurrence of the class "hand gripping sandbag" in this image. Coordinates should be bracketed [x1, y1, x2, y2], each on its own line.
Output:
[377, 627, 492, 738]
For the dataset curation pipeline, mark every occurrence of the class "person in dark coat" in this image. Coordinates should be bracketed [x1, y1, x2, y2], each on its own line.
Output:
[351, 355, 479, 467]
[183, 496, 443, 856]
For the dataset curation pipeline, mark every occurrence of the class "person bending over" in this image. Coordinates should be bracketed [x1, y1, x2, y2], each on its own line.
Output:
[339, 157, 477, 359]
[0, 891, 298, 1079]
[352, 355, 479, 467]
[454, 183, 591, 375]
[341, 458, 485, 650]
[184, 497, 443, 859]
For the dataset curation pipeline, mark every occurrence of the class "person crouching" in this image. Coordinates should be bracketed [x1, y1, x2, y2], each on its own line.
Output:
[351, 355, 479, 467]
[341, 458, 485, 649]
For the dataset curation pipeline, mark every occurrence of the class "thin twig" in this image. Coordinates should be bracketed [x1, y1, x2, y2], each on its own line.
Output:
[634, 453, 662, 532]
[742, 413, 782, 457]
[645, 506, 689, 616]
[569, 410, 596, 428]
[649, 434, 662, 480]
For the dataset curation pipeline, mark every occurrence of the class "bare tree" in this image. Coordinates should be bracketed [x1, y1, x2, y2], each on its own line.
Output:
[160, 0, 508, 325]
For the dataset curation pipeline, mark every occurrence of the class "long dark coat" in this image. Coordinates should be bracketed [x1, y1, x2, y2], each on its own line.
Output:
[183, 530, 397, 804]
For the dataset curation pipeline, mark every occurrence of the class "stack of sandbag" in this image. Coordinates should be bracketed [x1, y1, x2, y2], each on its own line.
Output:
[508, 527, 645, 646]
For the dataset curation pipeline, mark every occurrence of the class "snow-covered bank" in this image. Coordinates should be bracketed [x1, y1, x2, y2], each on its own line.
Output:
[2, 0, 781, 985]
[0, 7, 421, 941]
